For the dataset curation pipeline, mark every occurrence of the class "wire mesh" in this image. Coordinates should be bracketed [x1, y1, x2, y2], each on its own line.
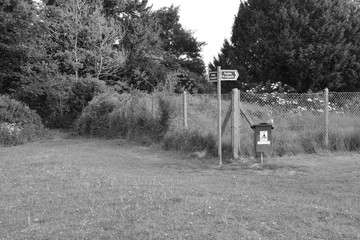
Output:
[327, 92, 360, 150]
[239, 91, 327, 155]
[140, 90, 360, 156]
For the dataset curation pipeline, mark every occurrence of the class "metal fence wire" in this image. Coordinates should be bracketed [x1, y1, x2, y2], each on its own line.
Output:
[239, 90, 360, 155]
[146, 89, 360, 156]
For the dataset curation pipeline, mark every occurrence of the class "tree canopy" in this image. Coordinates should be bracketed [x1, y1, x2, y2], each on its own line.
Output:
[0, 0, 209, 126]
[0, 0, 208, 95]
[210, 0, 360, 93]
[0, 0, 40, 93]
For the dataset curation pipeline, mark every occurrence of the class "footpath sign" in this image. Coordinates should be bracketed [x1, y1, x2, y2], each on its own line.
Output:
[209, 67, 239, 166]
[209, 71, 218, 81]
[208, 70, 239, 82]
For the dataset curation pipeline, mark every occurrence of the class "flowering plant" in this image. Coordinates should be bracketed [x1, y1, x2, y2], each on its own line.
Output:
[0, 122, 23, 136]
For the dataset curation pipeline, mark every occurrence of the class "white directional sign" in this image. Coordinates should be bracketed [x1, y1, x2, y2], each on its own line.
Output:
[208, 70, 239, 82]
[221, 70, 239, 80]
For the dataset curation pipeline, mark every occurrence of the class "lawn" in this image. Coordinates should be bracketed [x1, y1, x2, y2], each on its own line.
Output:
[1, 131, 360, 239]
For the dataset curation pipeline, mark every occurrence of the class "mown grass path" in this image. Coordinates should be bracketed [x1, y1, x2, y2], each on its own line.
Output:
[1, 130, 360, 239]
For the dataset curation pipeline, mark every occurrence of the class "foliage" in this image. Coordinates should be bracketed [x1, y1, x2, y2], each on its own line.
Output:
[75, 91, 121, 136]
[17, 74, 106, 128]
[75, 92, 222, 154]
[0, 0, 210, 129]
[75, 91, 174, 143]
[0, 95, 46, 146]
[0, 95, 42, 126]
[1, 0, 208, 130]
[0, 0, 41, 94]
[153, 5, 208, 93]
[62, 88, 360, 159]
[211, 0, 360, 93]
[40, 0, 128, 82]
[99, 2, 209, 93]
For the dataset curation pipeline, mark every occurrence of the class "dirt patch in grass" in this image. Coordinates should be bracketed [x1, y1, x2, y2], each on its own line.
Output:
[0, 130, 360, 239]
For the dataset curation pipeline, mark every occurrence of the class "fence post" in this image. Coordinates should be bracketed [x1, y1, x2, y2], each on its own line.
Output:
[324, 88, 329, 148]
[238, 90, 241, 156]
[217, 66, 222, 165]
[183, 91, 188, 129]
[152, 94, 156, 119]
[232, 89, 240, 159]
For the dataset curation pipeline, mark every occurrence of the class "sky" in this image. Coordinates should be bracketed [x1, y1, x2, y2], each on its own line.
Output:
[147, 0, 241, 67]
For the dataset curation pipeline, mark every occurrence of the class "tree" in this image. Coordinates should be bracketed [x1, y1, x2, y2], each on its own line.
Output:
[209, 39, 250, 92]
[152, 5, 207, 93]
[93, 0, 166, 92]
[40, 0, 127, 82]
[102, 2, 208, 93]
[211, 0, 360, 93]
[0, 0, 40, 94]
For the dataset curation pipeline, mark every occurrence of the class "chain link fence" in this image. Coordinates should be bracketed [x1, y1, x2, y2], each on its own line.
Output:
[327, 92, 360, 151]
[156, 89, 360, 157]
[240, 91, 328, 155]
[240, 90, 360, 155]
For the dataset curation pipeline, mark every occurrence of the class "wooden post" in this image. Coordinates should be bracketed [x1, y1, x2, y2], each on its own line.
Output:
[238, 91, 241, 157]
[183, 91, 188, 129]
[217, 66, 222, 166]
[221, 104, 232, 137]
[152, 94, 156, 119]
[324, 88, 329, 148]
[231, 89, 239, 159]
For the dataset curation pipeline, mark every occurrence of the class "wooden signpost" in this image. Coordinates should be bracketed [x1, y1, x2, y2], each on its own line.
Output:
[208, 66, 239, 166]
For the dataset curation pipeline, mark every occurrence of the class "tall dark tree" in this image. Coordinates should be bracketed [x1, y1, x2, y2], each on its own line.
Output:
[153, 5, 207, 93]
[154, 6, 205, 74]
[211, 0, 360, 93]
[0, 0, 40, 94]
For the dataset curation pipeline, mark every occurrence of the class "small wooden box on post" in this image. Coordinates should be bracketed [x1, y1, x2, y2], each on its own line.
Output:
[251, 123, 273, 163]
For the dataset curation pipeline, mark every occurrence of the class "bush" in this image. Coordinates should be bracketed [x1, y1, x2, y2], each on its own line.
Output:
[68, 77, 107, 116]
[47, 76, 106, 128]
[75, 92, 124, 137]
[0, 95, 46, 146]
[17, 75, 106, 128]
[75, 91, 174, 143]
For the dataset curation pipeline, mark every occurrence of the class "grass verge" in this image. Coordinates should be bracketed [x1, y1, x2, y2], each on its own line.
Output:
[0, 136, 359, 239]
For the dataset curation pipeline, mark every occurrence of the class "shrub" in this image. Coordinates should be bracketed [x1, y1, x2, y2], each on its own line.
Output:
[17, 75, 106, 128]
[68, 77, 107, 116]
[75, 91, 174, 143]
[0, 95, 46, 146]
[47, 76, 106, 128]
[75, 92, 123, 137]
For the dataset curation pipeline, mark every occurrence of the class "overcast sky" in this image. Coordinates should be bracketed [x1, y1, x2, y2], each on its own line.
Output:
[147, 0, 241, 68]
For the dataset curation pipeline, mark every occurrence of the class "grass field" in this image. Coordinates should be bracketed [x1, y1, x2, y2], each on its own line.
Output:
[1, 130, 360, 239]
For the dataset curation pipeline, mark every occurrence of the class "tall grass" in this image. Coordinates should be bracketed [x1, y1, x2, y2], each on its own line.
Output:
[239, 101, 360, 156]
[75, 91, 360, 158]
